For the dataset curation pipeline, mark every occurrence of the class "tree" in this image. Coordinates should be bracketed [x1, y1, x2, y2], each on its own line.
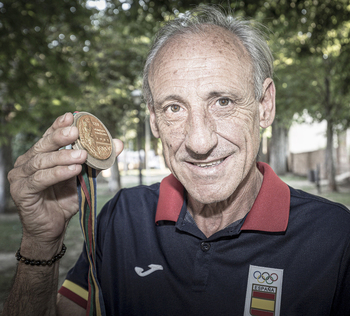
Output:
[226, 0, 350, 181]
[73, 4, 152, 190]
[267, 0, 350, 189]
[2, 0, 349, 211]
[0, 0, 97, 212]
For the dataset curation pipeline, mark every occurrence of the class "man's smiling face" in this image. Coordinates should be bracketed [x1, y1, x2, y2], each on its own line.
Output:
[148, 27, 264, 205]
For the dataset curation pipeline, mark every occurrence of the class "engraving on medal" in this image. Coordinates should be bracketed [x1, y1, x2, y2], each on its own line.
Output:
[77, 114, 112, 160]
[72, 111, 116, 170]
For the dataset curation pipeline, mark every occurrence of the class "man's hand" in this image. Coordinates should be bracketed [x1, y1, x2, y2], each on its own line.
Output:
[7, 112, 123, 246]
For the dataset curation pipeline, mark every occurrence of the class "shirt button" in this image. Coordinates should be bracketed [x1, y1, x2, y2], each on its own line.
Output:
[201, 242, 211, 252]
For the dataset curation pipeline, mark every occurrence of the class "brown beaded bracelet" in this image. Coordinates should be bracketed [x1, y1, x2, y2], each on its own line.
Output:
[15, 243, 67, 266]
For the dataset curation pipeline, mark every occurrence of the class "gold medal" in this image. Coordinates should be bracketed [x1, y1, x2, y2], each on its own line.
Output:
[72, 112, 116, 170]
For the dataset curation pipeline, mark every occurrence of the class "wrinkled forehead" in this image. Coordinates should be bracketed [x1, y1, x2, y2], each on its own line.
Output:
[149, 25, 253, 84]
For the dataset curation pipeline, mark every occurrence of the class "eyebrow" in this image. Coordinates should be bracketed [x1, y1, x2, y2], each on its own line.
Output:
[207, 91, 240, 100]
[155, 91, 241, 108]
[155, 94, 186, 107]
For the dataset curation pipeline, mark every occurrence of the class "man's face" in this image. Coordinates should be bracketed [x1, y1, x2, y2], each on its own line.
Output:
[149, 28, 266, 204]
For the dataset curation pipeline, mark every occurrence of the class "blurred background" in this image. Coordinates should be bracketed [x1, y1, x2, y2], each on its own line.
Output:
[0, 0, 350, 311]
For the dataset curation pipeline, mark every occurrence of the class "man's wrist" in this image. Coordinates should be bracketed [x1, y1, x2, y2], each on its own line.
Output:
[16, 243, 67, 266]
[19, 236, 65, 260]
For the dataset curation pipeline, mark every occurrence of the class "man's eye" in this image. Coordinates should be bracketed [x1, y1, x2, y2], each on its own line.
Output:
[170, 104, 181, 112]
[217, 98, 231, 106]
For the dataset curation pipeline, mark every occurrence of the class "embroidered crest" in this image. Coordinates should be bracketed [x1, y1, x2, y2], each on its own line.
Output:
[244, 265, 283, 316]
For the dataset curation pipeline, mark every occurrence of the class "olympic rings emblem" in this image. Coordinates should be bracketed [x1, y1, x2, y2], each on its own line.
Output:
[253, 271, 278, 284]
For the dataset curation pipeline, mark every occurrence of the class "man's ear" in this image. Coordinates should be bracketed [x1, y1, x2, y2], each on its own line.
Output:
[259, 78, 276, 129]
[148, 103, 160, 138]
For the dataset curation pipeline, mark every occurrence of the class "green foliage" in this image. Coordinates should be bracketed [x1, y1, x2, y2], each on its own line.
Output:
[266, 0, 350, 129]
[0, 0, 98, 145]
[1, 0, 350, 151]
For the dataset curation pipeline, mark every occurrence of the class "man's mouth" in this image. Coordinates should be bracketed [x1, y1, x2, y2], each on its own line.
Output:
[191, 158, 225, 168]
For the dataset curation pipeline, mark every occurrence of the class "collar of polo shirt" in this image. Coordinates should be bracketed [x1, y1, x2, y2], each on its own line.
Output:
[155, 162, 290, 233]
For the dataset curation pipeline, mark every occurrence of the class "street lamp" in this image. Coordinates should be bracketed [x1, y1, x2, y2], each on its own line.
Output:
[131, 89, 143, 185]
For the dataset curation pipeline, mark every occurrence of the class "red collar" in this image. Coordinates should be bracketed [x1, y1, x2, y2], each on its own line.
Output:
[155, 162, 290, 232]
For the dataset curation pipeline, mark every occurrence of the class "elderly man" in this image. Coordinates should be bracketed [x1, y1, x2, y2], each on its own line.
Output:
[4, 6, 350, 316]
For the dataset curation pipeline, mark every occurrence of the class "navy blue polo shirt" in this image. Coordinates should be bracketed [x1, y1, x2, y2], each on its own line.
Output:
[59, 162, 350, 315]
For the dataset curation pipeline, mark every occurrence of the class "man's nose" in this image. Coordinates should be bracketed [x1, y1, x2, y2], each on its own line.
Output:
[185, 110, 218, 155]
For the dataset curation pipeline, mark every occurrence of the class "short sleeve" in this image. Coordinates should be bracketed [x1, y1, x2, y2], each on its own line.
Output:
[58, 243, 89, 308]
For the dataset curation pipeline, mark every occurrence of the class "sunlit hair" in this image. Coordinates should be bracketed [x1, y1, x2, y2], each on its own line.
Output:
[142, 5, 273, 107]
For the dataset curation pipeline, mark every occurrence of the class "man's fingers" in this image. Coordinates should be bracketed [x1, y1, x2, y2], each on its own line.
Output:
[37, 125, 79, 155]
[43, 112, 74, 137]
[15, 124, 79, 168]
[14, 113, 74, 167]
[12, 164, 82, 198]
[12, 149, 87, 181]
[113, 139, 124, 156]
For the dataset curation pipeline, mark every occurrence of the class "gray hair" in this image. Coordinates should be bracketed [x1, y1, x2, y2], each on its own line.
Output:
[142, 5, 274, 107]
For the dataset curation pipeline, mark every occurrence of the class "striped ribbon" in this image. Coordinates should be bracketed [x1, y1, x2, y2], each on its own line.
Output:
[75, 112, 106, 316]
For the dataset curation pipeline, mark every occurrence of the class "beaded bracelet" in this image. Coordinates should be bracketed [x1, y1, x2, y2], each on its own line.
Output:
[15, 243, 67, 266]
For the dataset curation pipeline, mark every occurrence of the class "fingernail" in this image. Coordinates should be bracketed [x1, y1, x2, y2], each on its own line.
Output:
[71, 150, 81, 158]
[59, 113, 67, 123]
[62, 127, 71, 136]
[68, 165, 76, 171]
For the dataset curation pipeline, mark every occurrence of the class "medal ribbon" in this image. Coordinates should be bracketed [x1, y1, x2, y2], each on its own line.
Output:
[75, 112, 106, 316]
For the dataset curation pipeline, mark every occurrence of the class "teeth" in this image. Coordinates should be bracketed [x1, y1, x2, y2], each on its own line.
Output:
[193, 159, 224, 168]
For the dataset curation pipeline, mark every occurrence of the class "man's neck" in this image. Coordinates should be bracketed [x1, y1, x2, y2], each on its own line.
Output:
[187, 165, 263, 238]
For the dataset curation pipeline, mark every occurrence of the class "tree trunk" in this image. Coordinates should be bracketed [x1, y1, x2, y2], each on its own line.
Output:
[325, 119, 337, 191]
[108, 159, 121, 193]
[0, 137, 15, 213]
[324, 73, 337, 192]
[269, 121, 289, 175]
